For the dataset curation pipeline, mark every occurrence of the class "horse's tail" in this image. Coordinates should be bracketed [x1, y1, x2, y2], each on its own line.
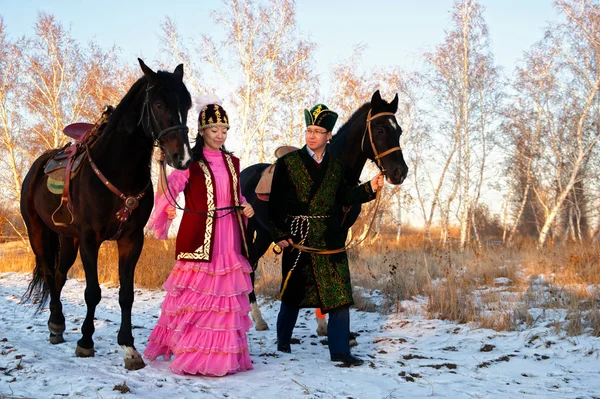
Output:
[23, 233, 59, 313]
[20, 153, 60, 313]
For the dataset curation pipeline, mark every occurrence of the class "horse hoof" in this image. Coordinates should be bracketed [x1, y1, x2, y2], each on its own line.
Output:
[49, 333, 65, 345]
[255, 321, 269, 331]
[125, 357, 146, 370]
[48, 322, 65, 335]
[75, 345, 95, 358]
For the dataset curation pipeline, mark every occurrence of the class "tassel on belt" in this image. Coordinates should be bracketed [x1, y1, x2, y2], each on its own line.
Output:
[280, 214, 329, 299]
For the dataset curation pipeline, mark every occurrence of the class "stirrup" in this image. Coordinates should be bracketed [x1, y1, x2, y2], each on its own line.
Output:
[51, 202, 75, 227]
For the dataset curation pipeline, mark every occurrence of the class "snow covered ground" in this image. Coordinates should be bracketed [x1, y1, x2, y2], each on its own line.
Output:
[1, 272, 599, 399]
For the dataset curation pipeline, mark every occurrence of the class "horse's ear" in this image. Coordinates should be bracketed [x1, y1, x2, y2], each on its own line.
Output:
[371, 90, 382, 107]
[138, 58, 157, 81]
[173, 64, 184, 79]
[390, 93, 399, 112]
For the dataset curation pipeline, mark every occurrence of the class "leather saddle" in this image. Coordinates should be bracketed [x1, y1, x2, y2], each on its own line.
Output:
[255, 145, 299, 201]
[44, 107, 113, 227]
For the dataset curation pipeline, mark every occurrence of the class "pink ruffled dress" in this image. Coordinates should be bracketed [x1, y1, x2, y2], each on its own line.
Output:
[144, 148, 253, 376]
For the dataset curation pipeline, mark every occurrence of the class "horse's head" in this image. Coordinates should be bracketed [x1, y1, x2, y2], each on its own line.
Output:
[138, 59, 193, 170]
[363, 90, 408, 185]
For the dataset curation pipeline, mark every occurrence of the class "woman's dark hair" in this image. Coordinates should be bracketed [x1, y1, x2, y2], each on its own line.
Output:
[191, 131, 233, 163]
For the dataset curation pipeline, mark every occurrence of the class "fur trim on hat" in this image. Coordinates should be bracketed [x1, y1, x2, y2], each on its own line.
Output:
[195, 93, 222, 114]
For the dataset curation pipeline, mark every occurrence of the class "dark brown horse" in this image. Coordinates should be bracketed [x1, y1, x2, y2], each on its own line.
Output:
[240, 90, 408, 330]
[20, 59, 193, 370]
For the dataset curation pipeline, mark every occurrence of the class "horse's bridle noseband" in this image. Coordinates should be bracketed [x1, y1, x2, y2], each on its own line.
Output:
[139, 84, 189, 146]
[361, 110, 402, 172]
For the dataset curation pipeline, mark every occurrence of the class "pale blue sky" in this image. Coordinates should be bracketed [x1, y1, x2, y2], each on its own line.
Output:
[1, 0, 558, 84]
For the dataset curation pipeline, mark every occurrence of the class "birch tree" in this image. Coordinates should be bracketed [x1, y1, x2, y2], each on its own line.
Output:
[502, 42, 556, 244]
[421, 0, 501, 249]
[22, 13, 125, 155]
[197, 0, 316, 164]
[0, 18, 27, 240]
[533, 0, 600, 247]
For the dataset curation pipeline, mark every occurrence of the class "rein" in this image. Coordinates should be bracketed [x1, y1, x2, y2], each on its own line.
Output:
[280, 109, 396, 256]
[285, 189, 382, 255]
[158, 160, 244, 219]
[83, 84, 187, 240]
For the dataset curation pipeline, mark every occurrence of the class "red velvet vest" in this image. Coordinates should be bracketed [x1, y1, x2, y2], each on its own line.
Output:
[175, 153, 248, 262]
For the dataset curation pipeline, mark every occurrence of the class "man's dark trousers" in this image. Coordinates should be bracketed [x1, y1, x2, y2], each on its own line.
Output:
[277, 302, 350, 355]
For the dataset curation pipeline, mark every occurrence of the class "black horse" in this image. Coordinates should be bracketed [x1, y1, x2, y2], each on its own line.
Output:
[20, 59, 193, 370]
[240, 90, 408, 330]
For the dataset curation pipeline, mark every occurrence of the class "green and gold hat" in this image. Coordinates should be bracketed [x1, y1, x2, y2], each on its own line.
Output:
[304, 104, 338, 132]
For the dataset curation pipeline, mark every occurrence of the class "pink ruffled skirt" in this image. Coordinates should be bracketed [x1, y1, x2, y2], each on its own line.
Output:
[144, 251, 254, 376]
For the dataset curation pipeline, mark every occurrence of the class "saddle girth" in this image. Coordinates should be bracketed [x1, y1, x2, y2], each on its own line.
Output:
[48, 107, 113, 228]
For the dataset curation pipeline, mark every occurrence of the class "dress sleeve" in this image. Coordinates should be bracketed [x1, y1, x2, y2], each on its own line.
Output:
[146, 168, 190, 239]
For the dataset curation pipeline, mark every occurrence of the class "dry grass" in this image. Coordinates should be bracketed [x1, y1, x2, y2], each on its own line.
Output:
[1, 231, 599, 336]
[0, 237, 176, 289]
[68, 238, 176, 289]
[515, 243, 600, 335]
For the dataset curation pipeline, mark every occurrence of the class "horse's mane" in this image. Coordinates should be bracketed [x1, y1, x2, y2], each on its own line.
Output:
[329, 102, 370, 158]
[104, 69, 185, 133]
[92, 76, 148, 157]
[104, 76, 147, 133]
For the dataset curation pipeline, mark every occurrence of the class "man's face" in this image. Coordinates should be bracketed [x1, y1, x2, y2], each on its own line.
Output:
[305, 125, 332, 152]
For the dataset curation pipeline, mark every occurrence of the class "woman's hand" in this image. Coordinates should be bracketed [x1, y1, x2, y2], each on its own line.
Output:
[166, 205, 176, 220]
[370, 172, 384, 192]
[241, 202, 255, 218]
[154, 149, 166, 164]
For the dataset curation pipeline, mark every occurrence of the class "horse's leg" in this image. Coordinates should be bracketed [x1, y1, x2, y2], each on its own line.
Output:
[249, 224, 272, 331]
[75, 232, 101, 358]
[116, 231, 145, 370]
[249, 272, 268, 331]
[48, 237, 79, 344]
[316, 308, 327, 336]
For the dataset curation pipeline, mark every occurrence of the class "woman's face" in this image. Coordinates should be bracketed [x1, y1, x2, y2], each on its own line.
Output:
[201, 126, 228, 151]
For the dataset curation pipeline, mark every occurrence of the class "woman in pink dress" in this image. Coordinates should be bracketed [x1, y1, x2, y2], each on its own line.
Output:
[144, 97, 255, 376]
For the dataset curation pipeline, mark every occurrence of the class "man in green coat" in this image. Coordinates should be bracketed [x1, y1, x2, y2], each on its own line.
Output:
[268, 104, 384, 366]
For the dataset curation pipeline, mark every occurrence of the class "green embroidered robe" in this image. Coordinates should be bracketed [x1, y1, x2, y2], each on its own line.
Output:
[268, 146, 376, 312]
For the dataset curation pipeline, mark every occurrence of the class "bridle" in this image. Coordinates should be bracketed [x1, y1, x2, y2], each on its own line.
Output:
[86, 83, 190, 240]
[361, 109, 402, 172]
[281, 108, 401, 257]
[158, 160, 244, 219]
[138, 84, 189, 147]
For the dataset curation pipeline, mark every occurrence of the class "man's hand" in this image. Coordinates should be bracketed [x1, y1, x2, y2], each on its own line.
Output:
[370, 172, 384, 192]
[277, 238, 294, 248]
[241, 202, 255, 218]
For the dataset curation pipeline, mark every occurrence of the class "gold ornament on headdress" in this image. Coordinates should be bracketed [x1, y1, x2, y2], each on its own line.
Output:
[312, 104, 323, 121]
[214, 105, 222, 124]
[201, 106, 208, 126]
